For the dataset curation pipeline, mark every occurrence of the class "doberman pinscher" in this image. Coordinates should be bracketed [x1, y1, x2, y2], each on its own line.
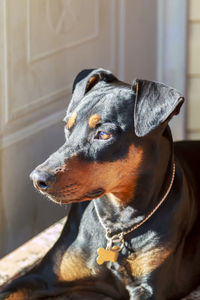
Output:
[1, 68, 200, 299]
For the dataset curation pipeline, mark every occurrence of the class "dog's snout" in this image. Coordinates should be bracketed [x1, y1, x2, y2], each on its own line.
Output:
[30, 170, 55, 191]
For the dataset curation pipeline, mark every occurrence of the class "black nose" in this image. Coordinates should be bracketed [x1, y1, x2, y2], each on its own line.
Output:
[30, 170, 55, 191]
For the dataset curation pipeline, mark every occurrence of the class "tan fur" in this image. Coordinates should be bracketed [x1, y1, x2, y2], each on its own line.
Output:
[124, 246, 172, 278]
[5, 291, 28, 300]
[88, 114, 101, 129]
[57, 251, 93, 281]
[67, 112, 77, 129]
[54, 145, 143, 205]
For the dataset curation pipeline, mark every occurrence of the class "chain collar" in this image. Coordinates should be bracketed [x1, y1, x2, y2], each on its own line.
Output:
[94, 163, 176, 264]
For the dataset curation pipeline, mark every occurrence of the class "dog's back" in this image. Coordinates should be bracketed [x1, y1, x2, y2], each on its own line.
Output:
[173, 140, 200, 297]
[175, 140, 200, 191]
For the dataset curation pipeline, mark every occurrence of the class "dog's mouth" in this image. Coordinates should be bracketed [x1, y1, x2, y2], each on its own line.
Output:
[84, 188, 105, 199]
[44, 188, 105, 204]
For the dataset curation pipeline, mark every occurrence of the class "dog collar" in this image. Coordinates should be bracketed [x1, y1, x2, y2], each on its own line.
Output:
[94, 162, 176, 265]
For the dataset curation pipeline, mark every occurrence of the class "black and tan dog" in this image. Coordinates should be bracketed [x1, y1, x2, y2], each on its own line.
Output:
[1, 68, 200, 299]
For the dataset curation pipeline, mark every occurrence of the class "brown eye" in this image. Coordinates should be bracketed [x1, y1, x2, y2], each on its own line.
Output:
[95, 131, 112, 140]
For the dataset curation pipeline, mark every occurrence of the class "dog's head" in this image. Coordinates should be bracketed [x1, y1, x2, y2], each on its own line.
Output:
[30, 68, 184, 205]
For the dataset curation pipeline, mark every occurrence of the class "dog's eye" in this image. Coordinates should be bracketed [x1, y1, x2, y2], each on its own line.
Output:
[95, 131, 112, 140]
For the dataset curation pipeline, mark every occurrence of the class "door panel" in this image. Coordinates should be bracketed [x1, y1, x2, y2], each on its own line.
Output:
[1, 0, 117, 139]
[0, 0, 117, 257]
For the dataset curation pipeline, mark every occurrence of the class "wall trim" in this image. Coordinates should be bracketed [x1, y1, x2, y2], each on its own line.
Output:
[1, 0, 9, 126]
[0, 110, 64, 149]
[10, 86, 71, 122]
[157, 0, 188, 140]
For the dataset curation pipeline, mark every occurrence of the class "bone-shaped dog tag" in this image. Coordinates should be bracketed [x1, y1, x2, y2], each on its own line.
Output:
[96, 246, 119, 265]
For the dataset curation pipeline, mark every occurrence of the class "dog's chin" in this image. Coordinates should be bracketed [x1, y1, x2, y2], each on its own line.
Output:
[41, 188, 105, 205]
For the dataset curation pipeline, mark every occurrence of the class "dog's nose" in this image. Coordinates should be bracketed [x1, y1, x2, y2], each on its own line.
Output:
[30, 170, 55, 191]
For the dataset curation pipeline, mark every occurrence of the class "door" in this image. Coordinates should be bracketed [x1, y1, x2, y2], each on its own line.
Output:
[0, 0, 158, 257]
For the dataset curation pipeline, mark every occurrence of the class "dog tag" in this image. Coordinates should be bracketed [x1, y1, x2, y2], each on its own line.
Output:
[96, 246, 119, 265]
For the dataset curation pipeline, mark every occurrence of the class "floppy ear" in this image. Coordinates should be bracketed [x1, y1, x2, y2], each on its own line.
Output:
[72, 68, 116, 95]
[132, 79, 184, 137]
[72, 69, 95, 93]
[67, 68, 117, 114]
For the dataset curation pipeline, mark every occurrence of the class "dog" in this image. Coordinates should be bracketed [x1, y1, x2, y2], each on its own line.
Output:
[1, 68, 200, 299]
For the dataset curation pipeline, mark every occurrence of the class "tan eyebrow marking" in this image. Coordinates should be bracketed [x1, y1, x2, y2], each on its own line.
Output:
[88, 114, 101, 129]
[67, 112, 77, 129]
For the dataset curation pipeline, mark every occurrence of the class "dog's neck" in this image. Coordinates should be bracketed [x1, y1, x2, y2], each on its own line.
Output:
[94, 128, 174, 236]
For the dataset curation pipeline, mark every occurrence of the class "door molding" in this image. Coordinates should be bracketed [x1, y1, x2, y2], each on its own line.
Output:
[157, 0, 188, 140]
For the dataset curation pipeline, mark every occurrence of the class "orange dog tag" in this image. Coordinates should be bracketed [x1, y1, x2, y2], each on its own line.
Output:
[96, 246, 119, 265]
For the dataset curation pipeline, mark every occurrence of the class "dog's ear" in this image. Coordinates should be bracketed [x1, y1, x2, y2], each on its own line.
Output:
[72, 68, 117, 96]
[132, 79, 184, 137]
[72, 69, 95, 93]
